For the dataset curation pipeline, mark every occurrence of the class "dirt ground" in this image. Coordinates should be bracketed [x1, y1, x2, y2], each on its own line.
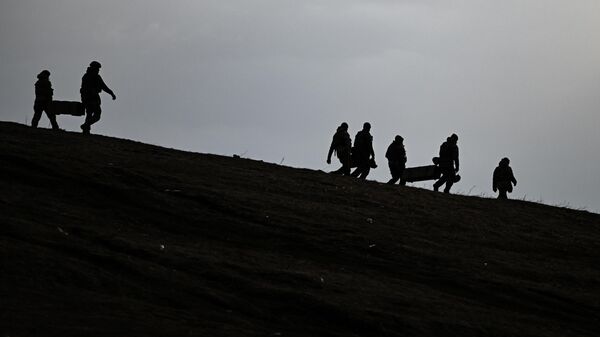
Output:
[1, 121, 599, 337]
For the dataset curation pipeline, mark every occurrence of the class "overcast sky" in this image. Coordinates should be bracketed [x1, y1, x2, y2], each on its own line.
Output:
[1, 0, 599, 212]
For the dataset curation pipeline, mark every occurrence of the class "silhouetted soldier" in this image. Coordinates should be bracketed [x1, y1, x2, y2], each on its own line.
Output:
[493, 157, 517, 199]
[80, 61, 116, 134]
[32, 70, 59, 130]
[433, 133, 459, 193]
[350, 122, 375, 180]
[327, 122, 352, 175]
[386, 135, 407, 185]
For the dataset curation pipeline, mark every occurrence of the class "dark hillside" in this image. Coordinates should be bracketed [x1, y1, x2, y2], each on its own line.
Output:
[1, 121, 598, 337]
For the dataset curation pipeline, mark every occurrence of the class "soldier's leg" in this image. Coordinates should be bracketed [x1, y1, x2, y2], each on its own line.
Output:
[352, 165, 367, 178]
[340, 151, 351, 175]
[351, 157, 367, 177]
[358, 166, 370, 180]
[43, 105, 59, 130]
[339, 163, 351, 175]
[344, 156, 352, 175]
[393, 168, 406, 185]
[32, 103, 43, 128]
[81, 111, 92, 133]
[82, 103, 92, 126]
[82, 104, 101, 134]
[342, 163, 351, 176]
[443, 180, 453, 193]
[88, 106, 102, 126]
[498, 189, 508, 199]
[387, 163, 400, 184]
[435, 168, 452, 192]
[433, 175, 446, 191]
[388, 173, 401, 185]
[443, 170, 455, 193]
[399, 168, 405, 185]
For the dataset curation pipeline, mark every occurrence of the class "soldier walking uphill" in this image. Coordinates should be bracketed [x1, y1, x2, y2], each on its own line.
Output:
[433, 133, 459, 193]
[493, 157, 517, 199]
[32, 70, 60, 130]
[386, 135, 407, 185]
[80, 61, 116, 135]
[327, 122, 352, 175]
[350, 122, 376, 180]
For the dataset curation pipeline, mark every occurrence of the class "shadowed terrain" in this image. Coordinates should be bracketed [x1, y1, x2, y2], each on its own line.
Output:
[1, 121, 598, 337]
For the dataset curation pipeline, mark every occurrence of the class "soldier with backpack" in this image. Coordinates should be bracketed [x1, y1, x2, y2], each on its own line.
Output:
[493, 157, 517, 199]
[80, 61, 116, 135]
[32, 70, 60, 130]
[327, 122, 352, 175]
[350, 122, 376, 180]
[386, 135, 407, 185]
[433, 133, 459, 193]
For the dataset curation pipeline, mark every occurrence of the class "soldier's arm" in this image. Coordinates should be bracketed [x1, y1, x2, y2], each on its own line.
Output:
[510, 168, 517, 185]
[370, 138, 375, 159]
[99, 77, 116, 100]
[454, 148, 460, 171]
[327, 147, 334, 163]
[327, 137, 335, 163]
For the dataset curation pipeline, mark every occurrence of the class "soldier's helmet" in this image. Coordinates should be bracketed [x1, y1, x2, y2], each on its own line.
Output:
[89, 61, 102, 69]
[340, 122, 348, 130]
[395, 135, 404, 143]
[363, 122, 371, 130]
[37, 70, 50, 79]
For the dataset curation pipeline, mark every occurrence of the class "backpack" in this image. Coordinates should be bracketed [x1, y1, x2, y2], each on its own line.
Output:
[439, 142, 451, 159]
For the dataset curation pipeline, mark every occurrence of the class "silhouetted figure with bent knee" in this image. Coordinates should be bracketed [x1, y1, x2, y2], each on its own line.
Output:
[351, 122, 375, 180]
[386, 135, 407, 185]
[327, 122, 352, 175]
[80, 61, 116, 135]
[493, 157, 517, 199]
[32, 70, 59, 130]
[433, 133, 459, 193]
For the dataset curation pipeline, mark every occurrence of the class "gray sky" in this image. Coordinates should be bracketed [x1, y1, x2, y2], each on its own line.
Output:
[2, 0, 600, 211]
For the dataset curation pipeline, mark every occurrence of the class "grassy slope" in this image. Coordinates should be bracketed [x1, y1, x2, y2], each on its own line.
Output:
[1, 121, 598, 337]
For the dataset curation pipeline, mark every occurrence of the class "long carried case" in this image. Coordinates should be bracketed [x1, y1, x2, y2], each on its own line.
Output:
[50, 101, 85, 116]
[400, 164, 461, 185]
[401, 165, 441, 184]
